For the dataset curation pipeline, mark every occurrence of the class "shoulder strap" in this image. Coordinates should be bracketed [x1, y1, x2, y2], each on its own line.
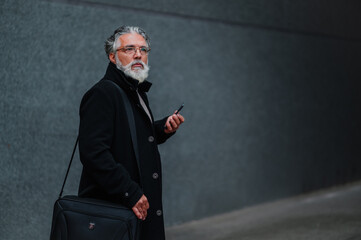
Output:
[59, 136, 79, 198]
[58, 80, 142, 198]
[106, 80, 142, 187]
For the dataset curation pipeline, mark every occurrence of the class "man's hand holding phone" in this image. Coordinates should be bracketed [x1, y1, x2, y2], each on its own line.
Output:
[164, 103, 185, 134]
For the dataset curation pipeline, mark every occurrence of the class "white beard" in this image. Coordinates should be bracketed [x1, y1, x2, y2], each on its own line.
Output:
[115, 56, 149, 83]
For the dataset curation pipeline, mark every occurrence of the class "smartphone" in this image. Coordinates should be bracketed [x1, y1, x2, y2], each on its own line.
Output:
[175, 103, 184, 114]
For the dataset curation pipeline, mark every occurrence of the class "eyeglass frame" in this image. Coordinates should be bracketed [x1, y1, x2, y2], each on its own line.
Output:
[116, 45, 151, 56]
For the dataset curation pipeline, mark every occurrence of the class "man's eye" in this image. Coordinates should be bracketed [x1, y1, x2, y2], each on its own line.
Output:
[140, 48, 147, 52]
[125, 47, 135, 52]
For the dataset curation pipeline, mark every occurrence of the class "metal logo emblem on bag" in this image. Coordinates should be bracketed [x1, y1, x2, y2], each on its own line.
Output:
[89, 222, 95, 230]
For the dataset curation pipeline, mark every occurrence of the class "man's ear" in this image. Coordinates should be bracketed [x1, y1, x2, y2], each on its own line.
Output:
[109, 53, 116, 64]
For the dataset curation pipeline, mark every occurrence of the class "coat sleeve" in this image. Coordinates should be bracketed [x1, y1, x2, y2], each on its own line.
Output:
[154, 116, 176, 144]
[79, 85, 143, 208]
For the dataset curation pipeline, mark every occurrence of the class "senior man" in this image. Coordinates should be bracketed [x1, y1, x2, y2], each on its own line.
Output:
[78, 26, 184, 240]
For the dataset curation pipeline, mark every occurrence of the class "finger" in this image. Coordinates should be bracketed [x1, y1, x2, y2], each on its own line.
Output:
[177, 114, 185, 122]
[169, 118, 178, 129]
[166, 119, 173, 131]
[143, 209, 148, 219]
[137, 207, 145, 218]
[139, 210, 145, 220]
[172, 114, 181, 125]
[164, 127, 172, 134]
[132, 207, 143, 220]
[141, 196, 149, 211]
[141, 208, 147, 220]
[141, 197, 149, 210]
[141, 201, 147, 211]
[140, 207, 147, 220]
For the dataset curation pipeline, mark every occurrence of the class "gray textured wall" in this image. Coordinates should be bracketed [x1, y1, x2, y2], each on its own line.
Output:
[1, 0, 361, 239]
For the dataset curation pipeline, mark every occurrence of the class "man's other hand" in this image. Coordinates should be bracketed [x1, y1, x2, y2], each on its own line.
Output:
[164, 112, 185, 134]
[132, 194, 149, 220]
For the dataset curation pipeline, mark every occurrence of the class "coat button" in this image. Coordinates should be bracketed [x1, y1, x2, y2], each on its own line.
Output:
[152, 173, 159, 179]
[124, 192, 129, 197]
[156, 210, 162, 216]
[148, 136, 154, 142]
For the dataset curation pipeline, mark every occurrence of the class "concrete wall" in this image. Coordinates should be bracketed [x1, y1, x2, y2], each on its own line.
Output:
[1, 0, 361, 239]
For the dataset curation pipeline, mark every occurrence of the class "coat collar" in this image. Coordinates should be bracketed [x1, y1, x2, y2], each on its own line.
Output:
[103, 62, 152, 93]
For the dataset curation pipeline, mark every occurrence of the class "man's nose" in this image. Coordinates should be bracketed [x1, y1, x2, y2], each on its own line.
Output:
[133, 49, 142, 59]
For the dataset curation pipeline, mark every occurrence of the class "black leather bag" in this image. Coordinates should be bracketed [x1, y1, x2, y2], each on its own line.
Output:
[50, 81, 142, 240]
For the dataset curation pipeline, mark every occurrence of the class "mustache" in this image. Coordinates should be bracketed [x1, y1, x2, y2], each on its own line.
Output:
[128, 60, 146, 68]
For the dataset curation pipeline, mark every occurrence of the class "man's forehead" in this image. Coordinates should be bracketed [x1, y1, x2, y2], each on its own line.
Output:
[119, 33, 146, 46]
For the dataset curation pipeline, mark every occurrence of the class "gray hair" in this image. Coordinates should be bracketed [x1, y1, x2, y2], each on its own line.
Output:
[104, 26, 150, 58]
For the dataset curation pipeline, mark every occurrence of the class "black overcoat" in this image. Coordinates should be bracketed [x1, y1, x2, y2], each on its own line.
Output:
[78, 62, 173, 240]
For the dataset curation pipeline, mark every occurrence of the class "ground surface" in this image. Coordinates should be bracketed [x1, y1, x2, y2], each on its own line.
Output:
[166, 181, 361, 240]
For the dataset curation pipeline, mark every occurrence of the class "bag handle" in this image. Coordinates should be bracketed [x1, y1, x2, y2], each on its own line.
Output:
[58, 80, 142, 198]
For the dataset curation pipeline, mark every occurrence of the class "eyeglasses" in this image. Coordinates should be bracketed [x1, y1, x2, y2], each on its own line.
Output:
[116, 46, 151, 56]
